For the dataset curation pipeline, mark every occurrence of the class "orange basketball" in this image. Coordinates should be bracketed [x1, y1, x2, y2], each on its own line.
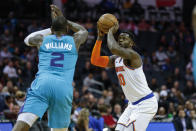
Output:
[97, 13, 118, 33]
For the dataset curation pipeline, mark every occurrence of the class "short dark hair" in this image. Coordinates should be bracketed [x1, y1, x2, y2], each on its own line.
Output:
[51, 16, 68, 32]
[121, 31, 136, 43]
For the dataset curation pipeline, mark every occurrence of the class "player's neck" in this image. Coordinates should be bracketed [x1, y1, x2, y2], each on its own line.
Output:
[53, 31, 66, 37]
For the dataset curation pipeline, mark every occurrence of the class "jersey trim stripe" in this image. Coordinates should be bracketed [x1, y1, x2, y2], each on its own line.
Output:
[133, 121, 135, 131]
[126, 65, 135, 70]
[118, 120, 136, 127]
[132, 92, 154, 105]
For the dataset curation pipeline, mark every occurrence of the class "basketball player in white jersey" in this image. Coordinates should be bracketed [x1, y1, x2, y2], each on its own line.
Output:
[91, 23, 158, 131]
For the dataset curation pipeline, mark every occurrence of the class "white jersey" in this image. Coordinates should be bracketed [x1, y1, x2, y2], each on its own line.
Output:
[115, 57, 152, 102]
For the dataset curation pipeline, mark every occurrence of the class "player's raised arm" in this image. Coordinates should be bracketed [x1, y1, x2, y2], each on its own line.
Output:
[107, 24, 142, 68]
[24, 5, 59, 47]
[67, 20, 88, 51]
[50, 4, 88, 50]
[90, 27, 117, 68]
[24, 29, 51, 47]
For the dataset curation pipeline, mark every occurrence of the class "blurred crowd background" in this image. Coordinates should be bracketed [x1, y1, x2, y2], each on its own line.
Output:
[0, 0, 196, 131]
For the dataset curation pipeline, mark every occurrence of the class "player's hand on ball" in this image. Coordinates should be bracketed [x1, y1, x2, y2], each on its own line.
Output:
[97, 24, 105, 40]
[109, 22, 119, 34]
[50, 4, 63, 18]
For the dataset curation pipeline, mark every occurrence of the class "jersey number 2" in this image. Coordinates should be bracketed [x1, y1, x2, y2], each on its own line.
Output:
[118, 73, 126, 86]
[50, 52, 64, 67]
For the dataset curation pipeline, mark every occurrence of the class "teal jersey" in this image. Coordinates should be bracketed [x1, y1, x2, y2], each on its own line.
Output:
[36, 35, 78, 85]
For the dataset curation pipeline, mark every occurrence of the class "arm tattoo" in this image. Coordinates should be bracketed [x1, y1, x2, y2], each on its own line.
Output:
[68, 20, 88, 51]
[28, 34, 43, 47]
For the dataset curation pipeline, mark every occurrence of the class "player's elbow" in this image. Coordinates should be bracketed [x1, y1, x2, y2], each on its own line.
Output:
[24, 37, 30, 46]
[90, 56, 97, 66]
[84, 30, 88, 40]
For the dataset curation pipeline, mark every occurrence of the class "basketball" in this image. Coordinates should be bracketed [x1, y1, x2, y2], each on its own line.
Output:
[97, 13, 118, 33]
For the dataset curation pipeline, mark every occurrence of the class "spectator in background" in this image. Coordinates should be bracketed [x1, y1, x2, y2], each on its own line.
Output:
[2, 80, 15, 96]
[83, 73, 104, 90]
[173, 109, 193, 131]
[154, 106, 168, 121]
[99, 105, 116, 129]
[0, 29, 13, 45]
[166, 46, 177, 61]
[159, 35, 168, 48]
[0, 83, 7, 113]
[75, 108, 92, 131]
[185, 102, 194, 117]
[97, 70, 111, 90]
[123, 0, 132, 9]
[89, 109, 104, 131]
[112, 103, 122, 122]
[131, 0, 144, 19]
[149, 78, 159, 91]
[23, 61, 34, 88]
[167, 102, 176, 119]
[15, 91, 25, 107]
[99, 104, 116, 129]
[3, 61, 18, 82]
[155, 46, 169, 69]
[172, 68, 183, 82]
[185, 68, 194, 81]
[190, 110, 196, 130]
[4, 95, 14, 112]
[184, 81, 195, 98]
[0, 47, 12, 59]
[128, 20, 139, 35]
[81, 61, 93, 78]
[122, 0, 132, 17]
[138, 19, 149, 31]
[27, 20, 38, 33]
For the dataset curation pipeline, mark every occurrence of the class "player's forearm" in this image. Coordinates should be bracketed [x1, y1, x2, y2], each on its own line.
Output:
[91, 40, 109, 67]
[24, 28, 51, 46]
[193, 6, 196, 39]
[107, 30, 120, 53]
[67, 20, 87, 33]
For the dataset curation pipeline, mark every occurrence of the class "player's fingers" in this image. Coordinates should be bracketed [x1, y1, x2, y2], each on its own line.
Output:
[50, 5, 56, 10]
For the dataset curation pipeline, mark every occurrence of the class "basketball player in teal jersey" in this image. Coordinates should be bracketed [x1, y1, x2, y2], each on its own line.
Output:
[12, 5, 88, 131]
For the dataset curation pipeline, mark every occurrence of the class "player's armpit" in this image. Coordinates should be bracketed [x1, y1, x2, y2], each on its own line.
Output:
[91, 40, 109, 68]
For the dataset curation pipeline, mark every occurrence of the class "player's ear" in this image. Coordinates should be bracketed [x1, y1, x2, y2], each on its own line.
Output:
[130, 39, 134, 46]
